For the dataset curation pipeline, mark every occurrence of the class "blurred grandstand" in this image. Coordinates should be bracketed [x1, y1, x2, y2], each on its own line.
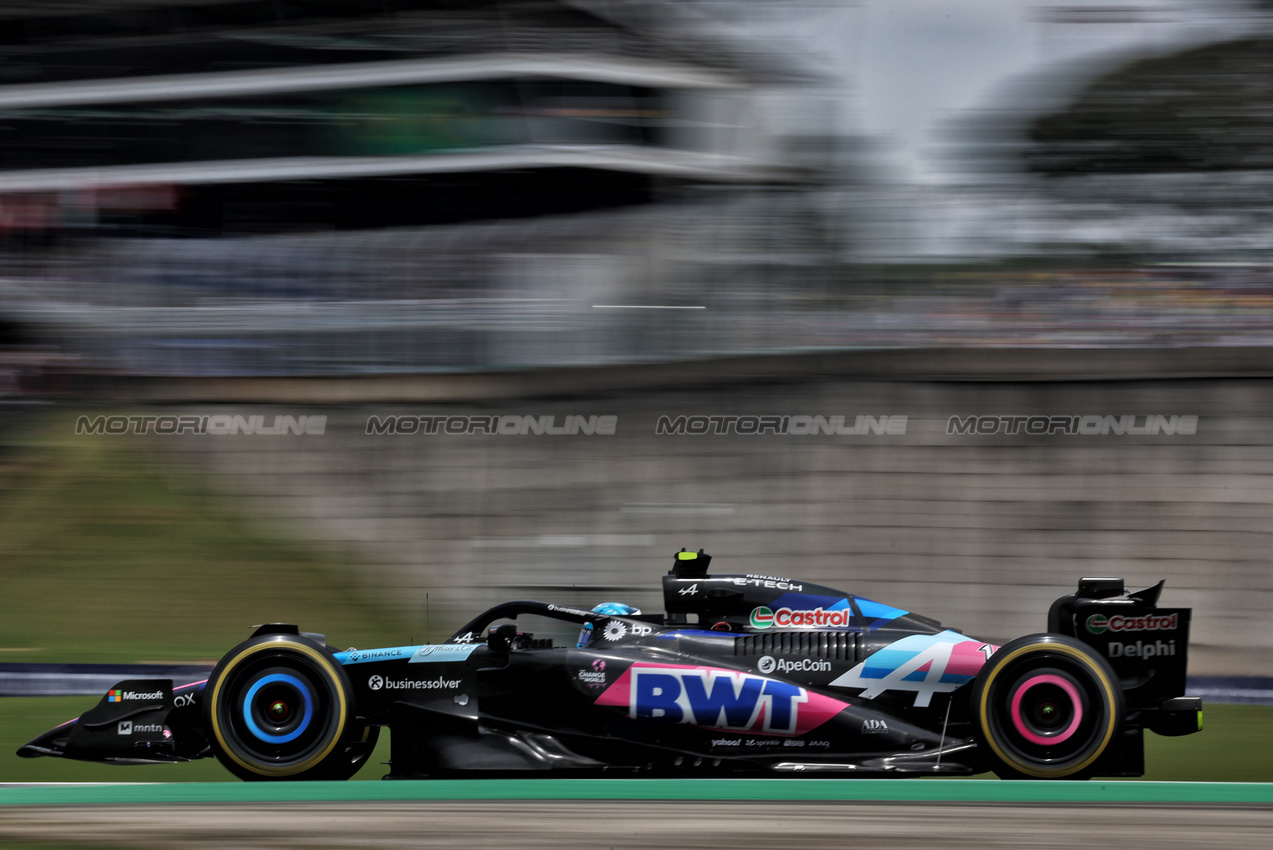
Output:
[0, 0, 843, 376]
[2, 1, 1273, 378]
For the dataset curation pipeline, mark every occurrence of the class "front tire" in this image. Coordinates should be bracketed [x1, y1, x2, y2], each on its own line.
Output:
[971, 634, 1123, 779]
[203, 633, 363, 780]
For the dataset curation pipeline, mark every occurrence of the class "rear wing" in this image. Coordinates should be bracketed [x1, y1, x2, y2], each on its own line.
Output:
[1050, 578, 1199, 736]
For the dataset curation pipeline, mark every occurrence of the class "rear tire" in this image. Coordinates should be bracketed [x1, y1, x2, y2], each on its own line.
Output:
[971, 634, 1122, 779]
[203, 633, 366, 780]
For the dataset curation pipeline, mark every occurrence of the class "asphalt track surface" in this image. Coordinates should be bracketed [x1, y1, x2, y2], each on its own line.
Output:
[1, 782, 1271, 850]
[3, 800, 1273, 850]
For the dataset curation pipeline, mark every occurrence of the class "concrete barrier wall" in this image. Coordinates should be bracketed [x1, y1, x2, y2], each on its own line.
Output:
[144, 376, 1273, 676]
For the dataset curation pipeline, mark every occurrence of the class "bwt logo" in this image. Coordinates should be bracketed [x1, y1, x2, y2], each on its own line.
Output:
[629, 667, 809, 734]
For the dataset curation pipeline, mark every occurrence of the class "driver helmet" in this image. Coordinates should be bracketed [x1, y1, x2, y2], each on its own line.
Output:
[577, 602, 642, 648]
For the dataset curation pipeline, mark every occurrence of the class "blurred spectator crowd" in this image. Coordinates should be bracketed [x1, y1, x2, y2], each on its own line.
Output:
[3, 1, 1273, 378]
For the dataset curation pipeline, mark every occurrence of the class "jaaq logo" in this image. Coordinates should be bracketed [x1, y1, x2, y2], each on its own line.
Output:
[594, 663, 848, 736]
[750, 605, 853, 629]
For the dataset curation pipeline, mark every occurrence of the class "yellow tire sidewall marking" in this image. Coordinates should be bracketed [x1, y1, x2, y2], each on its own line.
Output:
[208, 639, 348, 777]
[978, 642, 1118, 778]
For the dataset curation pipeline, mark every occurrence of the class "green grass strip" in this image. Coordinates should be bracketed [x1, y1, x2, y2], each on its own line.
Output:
[1, 779, 1271, 806]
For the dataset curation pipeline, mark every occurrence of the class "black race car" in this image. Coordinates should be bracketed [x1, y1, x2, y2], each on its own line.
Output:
[18, 550, 1201, 780]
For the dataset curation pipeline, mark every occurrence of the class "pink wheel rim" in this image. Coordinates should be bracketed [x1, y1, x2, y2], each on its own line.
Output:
[1009, 673, 1083, 746]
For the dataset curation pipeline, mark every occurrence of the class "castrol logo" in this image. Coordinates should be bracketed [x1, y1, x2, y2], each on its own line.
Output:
[750, 606, 853, 630]
[1086, 612, 1178, 635]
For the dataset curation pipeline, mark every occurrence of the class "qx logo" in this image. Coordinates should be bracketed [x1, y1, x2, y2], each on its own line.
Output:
[368, 675, 384, 690]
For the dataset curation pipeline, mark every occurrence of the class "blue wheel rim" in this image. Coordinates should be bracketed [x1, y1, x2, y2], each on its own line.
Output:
[242, 673, 314, 744]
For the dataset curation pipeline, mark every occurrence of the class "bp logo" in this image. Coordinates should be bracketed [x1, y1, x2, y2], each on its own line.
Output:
[750, 606, 775, 629]
[1086, 615, 1109, 634]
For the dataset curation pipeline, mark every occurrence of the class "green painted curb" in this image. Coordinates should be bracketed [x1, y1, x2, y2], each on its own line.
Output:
[1, 780, 1271, 807]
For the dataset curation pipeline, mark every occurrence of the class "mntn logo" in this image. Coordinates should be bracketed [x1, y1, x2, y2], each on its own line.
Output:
[630, 668, 807, 734]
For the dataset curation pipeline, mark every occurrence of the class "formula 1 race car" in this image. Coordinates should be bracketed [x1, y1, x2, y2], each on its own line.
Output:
[18, 550, 1202, 780]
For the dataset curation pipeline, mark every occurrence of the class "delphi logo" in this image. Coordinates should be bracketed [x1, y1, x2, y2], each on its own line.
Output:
[1109, 640, 1176, 659]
